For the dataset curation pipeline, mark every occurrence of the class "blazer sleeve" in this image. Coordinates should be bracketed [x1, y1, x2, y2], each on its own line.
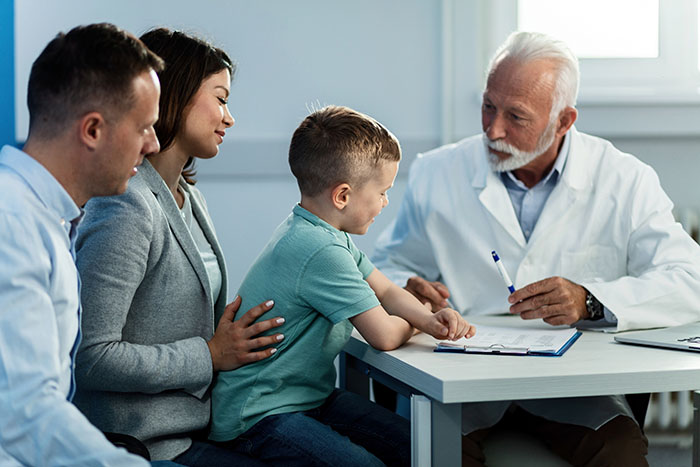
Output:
[75, 189, 213, 398]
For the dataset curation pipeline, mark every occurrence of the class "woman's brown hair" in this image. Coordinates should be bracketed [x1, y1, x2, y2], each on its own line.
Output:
[140, 28, 233, 184]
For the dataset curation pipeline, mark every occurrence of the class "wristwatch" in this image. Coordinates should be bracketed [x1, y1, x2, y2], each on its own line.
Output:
[585, 290, 604, 321]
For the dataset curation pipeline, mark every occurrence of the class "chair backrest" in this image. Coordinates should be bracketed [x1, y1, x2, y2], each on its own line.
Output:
[103, 432, 151, 460]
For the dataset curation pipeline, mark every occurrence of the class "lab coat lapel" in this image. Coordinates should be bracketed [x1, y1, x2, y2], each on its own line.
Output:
[527, 128, 591, 247]
[140, 160, 213, 307]
[473, 148, 527, 247]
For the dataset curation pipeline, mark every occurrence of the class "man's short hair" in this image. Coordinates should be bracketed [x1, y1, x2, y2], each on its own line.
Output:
[487, 31, 580, 119]
[27, 23, 164, 139]
[288, 105, 401, 197]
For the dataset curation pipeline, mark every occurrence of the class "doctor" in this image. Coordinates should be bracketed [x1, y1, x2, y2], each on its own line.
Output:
[373, 31, 700, 465]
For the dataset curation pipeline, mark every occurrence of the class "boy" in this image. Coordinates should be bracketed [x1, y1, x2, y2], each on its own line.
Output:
[210, 106, 474, 466]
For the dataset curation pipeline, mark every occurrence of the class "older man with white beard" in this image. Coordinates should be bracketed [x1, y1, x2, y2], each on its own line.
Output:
[372, 31, 700, 466]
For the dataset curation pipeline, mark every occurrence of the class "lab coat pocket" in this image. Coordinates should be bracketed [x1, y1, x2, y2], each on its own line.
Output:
[560, 245, 620, 282]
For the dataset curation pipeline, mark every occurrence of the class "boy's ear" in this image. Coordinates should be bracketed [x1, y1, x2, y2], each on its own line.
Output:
[331, 183, 352, 210]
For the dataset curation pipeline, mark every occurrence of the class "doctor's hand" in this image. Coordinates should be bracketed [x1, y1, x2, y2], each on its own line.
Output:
[405, 276, 452, 312]
[207, 296, 285, 372]
[507, 276, 587, 326]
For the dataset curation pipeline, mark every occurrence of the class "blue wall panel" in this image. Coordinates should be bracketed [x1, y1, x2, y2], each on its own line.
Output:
[0, 0, 14, 146]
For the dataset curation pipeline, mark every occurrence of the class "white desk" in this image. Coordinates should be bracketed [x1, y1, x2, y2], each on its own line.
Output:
[339, 315, 700, 466]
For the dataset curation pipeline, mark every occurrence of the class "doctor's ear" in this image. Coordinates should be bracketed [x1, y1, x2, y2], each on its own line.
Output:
[78, 111, 106, 150]
[556, 106, 578, 136]
[331, 183, 352, 210]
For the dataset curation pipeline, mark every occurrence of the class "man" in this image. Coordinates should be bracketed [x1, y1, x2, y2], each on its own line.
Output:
[372, 31, 700, 465]
[0, 23, 163, 465]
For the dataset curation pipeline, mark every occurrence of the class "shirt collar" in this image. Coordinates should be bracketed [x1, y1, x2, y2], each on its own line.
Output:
[293, 204, 342, 234]
[503, 131, 571, 190]
[0, 145, 81, 224]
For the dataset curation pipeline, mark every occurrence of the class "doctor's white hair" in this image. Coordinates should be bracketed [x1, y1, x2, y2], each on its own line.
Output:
[486, 31, 580, 121]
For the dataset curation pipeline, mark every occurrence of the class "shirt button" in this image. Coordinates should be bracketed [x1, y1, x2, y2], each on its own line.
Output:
[60, 218, 66, 226]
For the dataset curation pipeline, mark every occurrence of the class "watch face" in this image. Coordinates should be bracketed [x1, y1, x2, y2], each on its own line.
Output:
[586, 293, 603, 320]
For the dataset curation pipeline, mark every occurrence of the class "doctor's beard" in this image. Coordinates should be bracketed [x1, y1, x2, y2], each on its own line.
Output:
[484, 119, 558, 172]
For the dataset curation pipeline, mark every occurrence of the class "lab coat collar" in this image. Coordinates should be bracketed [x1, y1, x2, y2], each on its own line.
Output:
[470, 126, 589, 247]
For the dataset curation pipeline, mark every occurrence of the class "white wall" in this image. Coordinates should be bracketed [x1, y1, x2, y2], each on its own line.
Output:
[14, 0, 700, 292]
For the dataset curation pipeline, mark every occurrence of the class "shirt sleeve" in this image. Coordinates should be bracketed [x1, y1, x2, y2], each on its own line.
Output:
[298, 243, 380, 324]
[0, 212, 147, 466]
[75, 191, 212, 399]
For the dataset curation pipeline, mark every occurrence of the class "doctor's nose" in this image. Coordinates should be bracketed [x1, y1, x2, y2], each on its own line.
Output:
[484, 114, 506, 141]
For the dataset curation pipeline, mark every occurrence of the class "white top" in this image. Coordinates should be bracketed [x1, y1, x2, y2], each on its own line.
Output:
[180, 187, 222, 306]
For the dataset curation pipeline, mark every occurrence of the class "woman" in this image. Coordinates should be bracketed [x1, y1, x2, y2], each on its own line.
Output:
[74, 28, 283, 466]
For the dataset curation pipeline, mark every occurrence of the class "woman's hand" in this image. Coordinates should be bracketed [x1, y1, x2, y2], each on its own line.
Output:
[207, 296, 285, 371]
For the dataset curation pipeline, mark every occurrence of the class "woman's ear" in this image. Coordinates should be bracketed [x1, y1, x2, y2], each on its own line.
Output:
[331, 183, 352, 210]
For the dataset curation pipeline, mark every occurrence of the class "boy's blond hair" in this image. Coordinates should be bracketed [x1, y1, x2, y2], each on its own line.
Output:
[288, 105, 401, 197]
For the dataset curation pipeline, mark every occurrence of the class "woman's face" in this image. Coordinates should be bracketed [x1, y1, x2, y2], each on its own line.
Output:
[179, 68, 234, 159]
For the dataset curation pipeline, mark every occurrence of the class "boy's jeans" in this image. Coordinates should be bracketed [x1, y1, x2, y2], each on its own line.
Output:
[222, 388, 410, 466]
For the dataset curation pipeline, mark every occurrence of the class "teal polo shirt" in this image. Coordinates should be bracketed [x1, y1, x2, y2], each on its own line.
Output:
[209, 204, 380, 442]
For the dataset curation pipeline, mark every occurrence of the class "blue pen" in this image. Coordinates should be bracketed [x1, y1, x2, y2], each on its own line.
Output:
[491, 250, 515, 294]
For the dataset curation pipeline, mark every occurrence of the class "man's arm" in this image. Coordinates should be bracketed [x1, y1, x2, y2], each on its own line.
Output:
[0, 213, 147, 466]
[508, 166, 700, 331]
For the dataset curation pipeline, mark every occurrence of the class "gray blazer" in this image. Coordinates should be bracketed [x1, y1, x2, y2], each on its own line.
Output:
[74, 159, 228, 460]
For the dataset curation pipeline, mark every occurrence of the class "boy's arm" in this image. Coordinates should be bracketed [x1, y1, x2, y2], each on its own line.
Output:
[348, 306, 415, 351]
[366, 268, 475, 341]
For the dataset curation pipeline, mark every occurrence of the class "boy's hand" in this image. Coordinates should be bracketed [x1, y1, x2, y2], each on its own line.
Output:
[419, 308, 475, 341]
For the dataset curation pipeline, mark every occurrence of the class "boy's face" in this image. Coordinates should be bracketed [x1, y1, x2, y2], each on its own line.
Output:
[339, 160, 399, 235]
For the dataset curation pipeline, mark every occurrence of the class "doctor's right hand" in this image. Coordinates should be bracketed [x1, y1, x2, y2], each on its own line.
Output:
[207, 296, 285, 372]
[405, 276, 452, 312]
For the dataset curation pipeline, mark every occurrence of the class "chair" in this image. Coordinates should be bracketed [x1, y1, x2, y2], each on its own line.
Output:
[482, 394, 650, 466]
[104, 432, 151, 460]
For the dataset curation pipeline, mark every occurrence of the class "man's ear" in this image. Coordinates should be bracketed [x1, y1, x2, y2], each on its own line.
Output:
[330, 183, 352, 210]
[556, 106, 578, 136]
[78, 112, 106, 150]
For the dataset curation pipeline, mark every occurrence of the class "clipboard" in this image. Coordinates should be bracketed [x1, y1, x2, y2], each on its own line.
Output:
[434, 324, 581, 357]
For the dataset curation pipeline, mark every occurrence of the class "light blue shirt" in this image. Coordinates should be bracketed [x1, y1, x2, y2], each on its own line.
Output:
[500, 134, 617, 325]
[501, 133, 571, 242]
[0, 145, 147, 465]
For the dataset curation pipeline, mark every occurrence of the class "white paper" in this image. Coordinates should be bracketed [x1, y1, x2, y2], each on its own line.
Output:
[436, 324, 578, 354]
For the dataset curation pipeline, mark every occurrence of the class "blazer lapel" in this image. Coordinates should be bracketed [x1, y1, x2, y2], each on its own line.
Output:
[139, 160, 213, 307]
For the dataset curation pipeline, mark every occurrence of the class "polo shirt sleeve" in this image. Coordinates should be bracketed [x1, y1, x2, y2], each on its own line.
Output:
[297, 243, 380, 324]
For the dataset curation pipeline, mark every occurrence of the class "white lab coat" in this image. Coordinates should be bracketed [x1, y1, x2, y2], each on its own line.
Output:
[372, 127, 700, 432]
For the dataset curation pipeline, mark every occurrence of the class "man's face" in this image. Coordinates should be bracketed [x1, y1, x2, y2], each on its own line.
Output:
[94, 69, 161, 196]
[481, 58, 558, 171]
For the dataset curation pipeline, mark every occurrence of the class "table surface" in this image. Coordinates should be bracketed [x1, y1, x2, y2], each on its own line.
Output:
[342, 315, 700, 404]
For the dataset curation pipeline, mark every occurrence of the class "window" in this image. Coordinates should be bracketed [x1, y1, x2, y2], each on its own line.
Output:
[485, 0, 700, 101]
[518, 0, 658, 59]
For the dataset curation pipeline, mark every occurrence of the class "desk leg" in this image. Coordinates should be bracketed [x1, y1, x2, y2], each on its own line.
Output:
[694, 391, 700, 467]
[338, 352, 369, 398]
[431, 400, 461, 466]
